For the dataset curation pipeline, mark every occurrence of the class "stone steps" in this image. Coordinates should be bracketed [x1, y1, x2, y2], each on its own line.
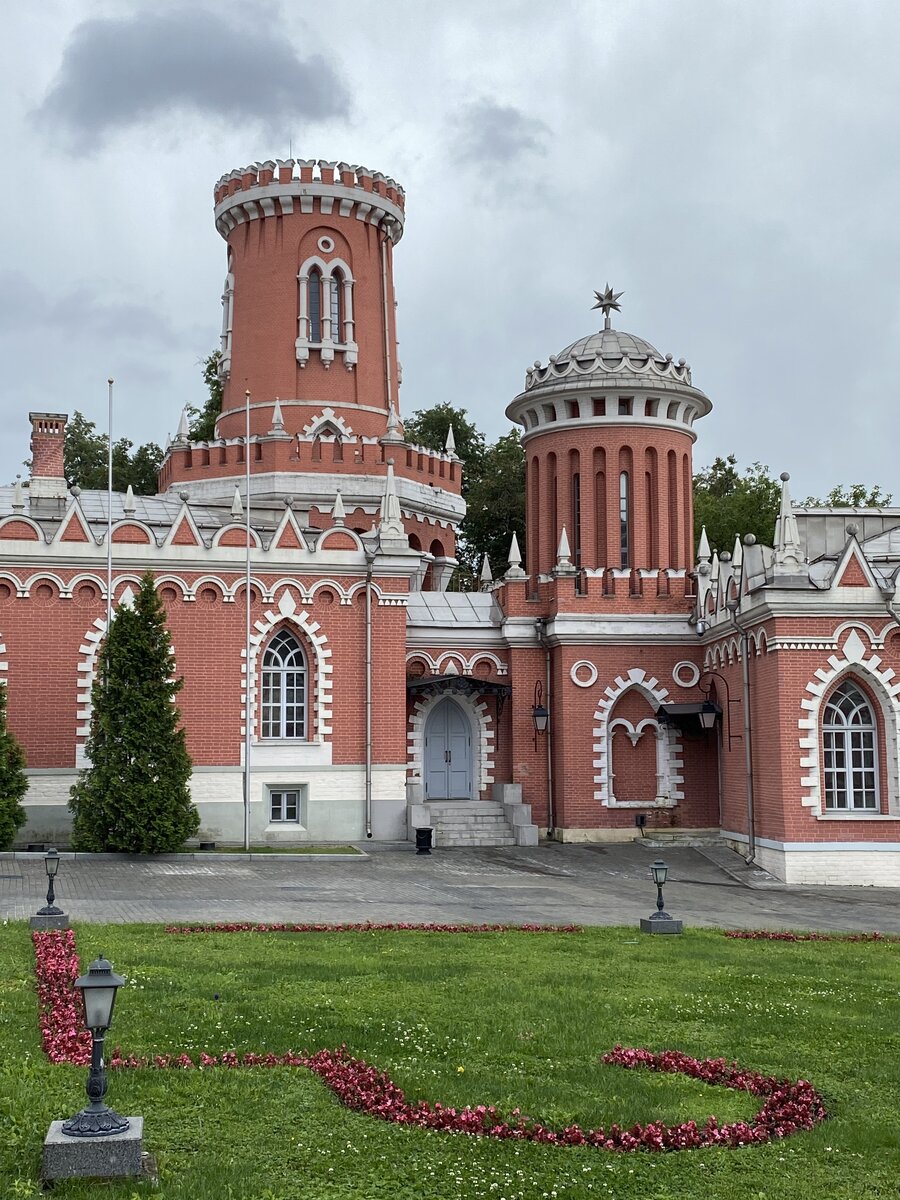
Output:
[423, 801, 519, 848]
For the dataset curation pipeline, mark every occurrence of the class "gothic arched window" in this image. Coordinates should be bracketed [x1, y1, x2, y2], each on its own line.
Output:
[823, 679, 878, 810]
[261, 629, 307, 739]
[308, 268, 323, 344]
[331, 268, 344, 343]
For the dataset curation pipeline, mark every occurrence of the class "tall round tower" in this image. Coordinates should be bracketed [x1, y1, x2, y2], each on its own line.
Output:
[158, 159, 464, 566]
[212, 158, 405, 441]
[506, 291, 712, 581]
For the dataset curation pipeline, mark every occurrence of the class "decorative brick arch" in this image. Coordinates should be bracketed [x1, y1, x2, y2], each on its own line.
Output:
[798, 627, 900, 815]
[592, 668, 682, 806]
[75, 616, 108, 748]
[245, 591, 333, 741]
[407, 688, 494, 796]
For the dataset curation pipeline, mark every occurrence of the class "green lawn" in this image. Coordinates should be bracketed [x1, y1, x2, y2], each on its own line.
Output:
[2, 923, 898, 1198]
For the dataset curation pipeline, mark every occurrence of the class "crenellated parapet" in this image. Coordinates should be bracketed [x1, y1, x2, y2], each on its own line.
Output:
[213, 158, 405, 242]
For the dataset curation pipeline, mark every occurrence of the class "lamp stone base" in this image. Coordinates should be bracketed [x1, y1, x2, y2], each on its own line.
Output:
[640, 916, 683, 934]
[42, 1117, 144, 1181]
[29, 912, 70, 931]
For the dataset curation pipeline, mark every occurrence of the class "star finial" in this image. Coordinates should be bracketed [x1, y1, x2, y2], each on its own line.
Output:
[592, 284, 624, 330]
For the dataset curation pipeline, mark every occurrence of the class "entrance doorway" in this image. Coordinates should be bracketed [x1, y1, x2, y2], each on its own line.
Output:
[424, 698, 473, 800]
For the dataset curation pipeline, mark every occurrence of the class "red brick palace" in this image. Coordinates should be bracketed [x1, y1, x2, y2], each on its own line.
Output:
[2, 157, 899, 884]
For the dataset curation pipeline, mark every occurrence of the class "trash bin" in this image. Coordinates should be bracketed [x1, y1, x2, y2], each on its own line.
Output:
[414, 827, 433, 855]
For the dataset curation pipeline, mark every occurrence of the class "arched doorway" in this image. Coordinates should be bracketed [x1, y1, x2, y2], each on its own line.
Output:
[424, 698, 473, 800]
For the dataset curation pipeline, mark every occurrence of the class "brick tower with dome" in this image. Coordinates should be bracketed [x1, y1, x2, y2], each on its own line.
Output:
[2, 160, 900, 885]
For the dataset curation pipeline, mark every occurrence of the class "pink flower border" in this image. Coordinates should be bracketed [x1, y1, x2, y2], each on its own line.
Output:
[724, 929, 899, 943]
[164, 921, 582, 935]
[32, 929, 827, 1153]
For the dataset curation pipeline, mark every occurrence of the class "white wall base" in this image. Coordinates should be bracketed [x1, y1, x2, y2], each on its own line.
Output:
[722, 831, 900, 886]
[17, 765, 407, 847]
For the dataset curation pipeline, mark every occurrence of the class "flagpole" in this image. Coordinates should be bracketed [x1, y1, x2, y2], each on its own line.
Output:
[106, 378, 114, 632]
[243, 389, 252, 851]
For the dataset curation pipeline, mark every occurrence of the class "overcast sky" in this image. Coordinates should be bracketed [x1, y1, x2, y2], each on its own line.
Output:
[2, 0, 900, 500]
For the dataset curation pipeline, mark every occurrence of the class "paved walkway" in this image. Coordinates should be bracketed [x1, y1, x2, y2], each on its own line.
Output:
[3, 841, 899, 931]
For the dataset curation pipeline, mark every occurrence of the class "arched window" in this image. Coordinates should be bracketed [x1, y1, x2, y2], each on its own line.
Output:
[308, 269, 323, 343]
[823, 679, 878, 810]
[261, 629, 307, 739]
[331, 269, 344, 343]
[619, 471, 630, 568]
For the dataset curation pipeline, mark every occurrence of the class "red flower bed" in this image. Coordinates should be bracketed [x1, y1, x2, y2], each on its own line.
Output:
[724, 929, 899, 943]
[32, 929, 91, 1066]
[32, 929, 827, 1153]
[164, 921, 582, 935]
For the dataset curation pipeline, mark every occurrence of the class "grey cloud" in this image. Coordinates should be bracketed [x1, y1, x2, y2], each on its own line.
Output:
[32, 9, 350, 152]
[451, 99, 549, 164]
[0, 271, 181, 346]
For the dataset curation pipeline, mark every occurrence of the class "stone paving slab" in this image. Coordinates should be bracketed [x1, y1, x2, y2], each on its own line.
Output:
[2, 841, 899, 932]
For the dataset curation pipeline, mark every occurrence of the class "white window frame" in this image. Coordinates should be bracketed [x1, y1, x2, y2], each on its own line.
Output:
[823, 679, 879, 812]
[296, 255, 357, 370]
[268, 785, 307, 825]
[261, 629, 307, 740]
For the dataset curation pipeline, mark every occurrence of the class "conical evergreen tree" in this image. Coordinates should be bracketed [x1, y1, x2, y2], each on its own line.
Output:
[0, 683, 28, 850]
[70, 572, 199, 852]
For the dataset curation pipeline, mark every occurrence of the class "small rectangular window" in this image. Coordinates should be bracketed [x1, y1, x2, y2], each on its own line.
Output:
[593, 398, 606, 417]
[566, 400, 580, 420]
[618, 398, 632, 416]
[270, 787, 305, 823]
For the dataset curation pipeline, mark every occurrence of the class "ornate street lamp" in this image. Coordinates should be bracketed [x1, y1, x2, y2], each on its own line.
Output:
[62, 956, 130, 1137]
[531, 681, 549, 750]
[37, 848, 64, 918]
[698, 700, 718, 731]
[639, 860, 683, 934]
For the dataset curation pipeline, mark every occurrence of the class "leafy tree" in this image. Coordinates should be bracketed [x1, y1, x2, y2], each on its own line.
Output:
[802, 483, 893, 507]
[63, 412, 163, 495]
[462, 429, 526, 580]
[692, 455, 781, 554]
[188, 350, 224, 441]
[0, 684, 27, 850]
[402, 403, 486, 496]
[69, 572, 198, 853]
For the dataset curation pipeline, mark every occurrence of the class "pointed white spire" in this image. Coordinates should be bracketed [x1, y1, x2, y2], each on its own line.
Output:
[697, 524, 711, 562]
[231, 485, 244, 520]
[175, 407, 190, 443]
[731, 533, 743, 573]
[333, 489, 346, 525]
[445, 424, 456, 455]
[123, 484, 135, 514]
[383, 403, 403, 442]
[505, 531, 526, 578]
[556, 525, 572, 567]
[12, 479, 24, 510]
[774, 471, 804, 570]
[271, 399, 285, 433]
[480, 554, 493, 585]
[710, 549, 720, 582]
[378, 459, 405, 539]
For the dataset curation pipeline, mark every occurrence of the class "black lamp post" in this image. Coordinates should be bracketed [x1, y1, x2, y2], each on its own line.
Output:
[531, 680, 549, 751]
[639, 859, 683, 934]
[698, 700, 718, 731]
[62, 956, 130, 1137]
[37, 847, 64, 917]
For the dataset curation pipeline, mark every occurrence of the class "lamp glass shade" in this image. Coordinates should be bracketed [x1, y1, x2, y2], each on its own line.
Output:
[698, 702, 717, 730]
[532, 704, 549, 733]
[75, 956, 126, 1031]
[650, 860, 668, 887]
[44, 849, 61, 878]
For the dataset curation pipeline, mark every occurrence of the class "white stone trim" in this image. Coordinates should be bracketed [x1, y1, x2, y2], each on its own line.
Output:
[244, 602, 333, 742]
[797, 628, 900, 816]
[570, 660, 598, 688]
[591, 668, 681, 805]
[405, 650, 509, 677]
[673, 660, 700, 688]
[407, 689, 494, 796]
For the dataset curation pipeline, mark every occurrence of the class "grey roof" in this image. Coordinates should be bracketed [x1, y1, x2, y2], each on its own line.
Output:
[406, 591, 503, 628]
[0, 487, 236, 540]
[552, 327, 667, 366]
